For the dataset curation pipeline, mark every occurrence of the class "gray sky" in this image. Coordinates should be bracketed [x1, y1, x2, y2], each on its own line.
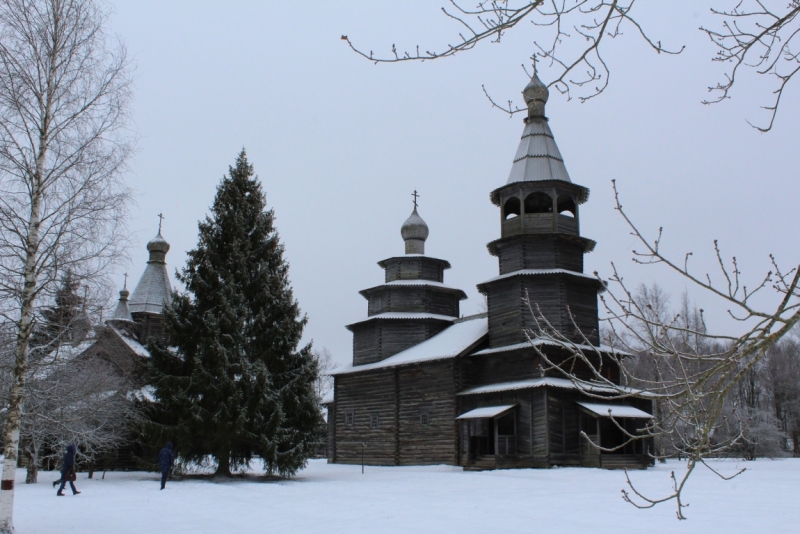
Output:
[108, 1, 799, 366]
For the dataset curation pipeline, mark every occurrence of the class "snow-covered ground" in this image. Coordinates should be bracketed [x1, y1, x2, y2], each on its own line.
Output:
[13, 458, 798, 533]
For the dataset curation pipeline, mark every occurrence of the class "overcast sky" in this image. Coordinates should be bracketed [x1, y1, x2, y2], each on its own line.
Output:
[108, 1, 799, 366]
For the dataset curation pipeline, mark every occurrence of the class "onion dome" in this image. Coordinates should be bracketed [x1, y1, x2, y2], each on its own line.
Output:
[401, 208, 429, 255]
[522, 72, 549, 118]
[146, 231, 170, 262]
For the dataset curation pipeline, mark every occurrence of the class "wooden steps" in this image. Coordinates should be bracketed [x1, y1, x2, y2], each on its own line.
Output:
[464, 455, 497, 471]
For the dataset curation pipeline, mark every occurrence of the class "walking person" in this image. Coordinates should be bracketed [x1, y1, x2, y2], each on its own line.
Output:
[53, 443, 80, 496]
[158, 442, 175, 490]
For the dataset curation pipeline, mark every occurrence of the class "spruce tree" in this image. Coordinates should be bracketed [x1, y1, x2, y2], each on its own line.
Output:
[148, 150, 319, 477]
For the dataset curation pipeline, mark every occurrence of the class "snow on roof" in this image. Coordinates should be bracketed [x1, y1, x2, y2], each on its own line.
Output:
[46, 339, 96, 362]
[577, 402, 652, 419]
[477, 269, 603, 293]
[320, 391, 334, 405]
[458, 376, 643, 396]
[382, 280, 457, 288]
[359, 280, 467, 299]
[110, 327, 150, 358]
[129, 385, 155, 403]
[472, 340, 631, 357]
[456, 405, 516, 419]
[346, 312, 457, 329]
[35, 339, 96, 379]
[333, 315, 488, 375]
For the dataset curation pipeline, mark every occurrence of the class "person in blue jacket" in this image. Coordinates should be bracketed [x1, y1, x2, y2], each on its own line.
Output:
[53, 443, 80, 496]
[158, 442, 175, 490]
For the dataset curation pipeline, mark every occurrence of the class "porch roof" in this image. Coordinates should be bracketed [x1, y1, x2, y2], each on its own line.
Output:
[332, 314, 488, 375]
[577, 402, 652, 419]
[456, 405, 516, 420]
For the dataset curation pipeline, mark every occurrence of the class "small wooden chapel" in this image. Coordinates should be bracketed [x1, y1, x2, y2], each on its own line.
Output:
[327, 74, 653, 470]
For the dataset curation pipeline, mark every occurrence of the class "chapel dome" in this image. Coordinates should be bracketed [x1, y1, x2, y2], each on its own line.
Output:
[147, 232, 170, 254]
[401, 209, 429, 255]
[522, 73, 549, 117]
[522, 74, 549, 104]
[401, 209, 429, 242]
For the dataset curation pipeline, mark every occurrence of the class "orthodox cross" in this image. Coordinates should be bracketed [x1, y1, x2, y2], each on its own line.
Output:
[123, 272, 128, 289]
[412, 190, 420, 210]
[157, 212, 165, 234]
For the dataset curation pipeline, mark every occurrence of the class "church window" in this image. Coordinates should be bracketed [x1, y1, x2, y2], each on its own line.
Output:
[345, 409, 354, 425]
[370, 413, 379, 429]
[503, 197, 520, 220]
[524, 192, 553, 214]
[557, 194, 576, 217]
[420, 410, 430, 426]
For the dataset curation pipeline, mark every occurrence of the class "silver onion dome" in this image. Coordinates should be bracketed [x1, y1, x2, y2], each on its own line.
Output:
[401, 209, 429, 255]
[522, 72, 549, 118]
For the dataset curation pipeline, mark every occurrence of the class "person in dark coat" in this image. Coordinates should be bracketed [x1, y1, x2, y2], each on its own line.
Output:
[158, 442, 175, 490]
[53, 443, 80, 496]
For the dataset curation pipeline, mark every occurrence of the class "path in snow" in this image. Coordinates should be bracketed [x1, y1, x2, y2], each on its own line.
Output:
[12, 458, 797, 533]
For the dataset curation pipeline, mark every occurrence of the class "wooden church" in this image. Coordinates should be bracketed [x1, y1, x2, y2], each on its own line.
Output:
[327, 74, 653, 470]
[80, 227, 173, 377]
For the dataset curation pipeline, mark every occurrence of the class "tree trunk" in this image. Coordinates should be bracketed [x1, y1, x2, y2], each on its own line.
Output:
[0, 191, 41, 533]
[215, 453, 231, 477]
[24, 447, 38, 485]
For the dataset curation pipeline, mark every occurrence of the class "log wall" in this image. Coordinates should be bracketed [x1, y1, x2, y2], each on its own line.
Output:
[485, 274, 601, 347]
[496, 235, 585, 275]
[366, 287, 460, 318]
[382, 257, 448, 283]
[331, 361, 459, 466]
[397, 361, 458, 465]
[351, 319, 451, 365]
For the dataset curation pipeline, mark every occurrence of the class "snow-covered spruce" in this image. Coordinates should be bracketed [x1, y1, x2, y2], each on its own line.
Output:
[146, 150, 319, 477]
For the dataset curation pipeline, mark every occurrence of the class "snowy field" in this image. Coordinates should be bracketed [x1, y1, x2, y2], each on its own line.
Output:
[12, 458, 799, 533]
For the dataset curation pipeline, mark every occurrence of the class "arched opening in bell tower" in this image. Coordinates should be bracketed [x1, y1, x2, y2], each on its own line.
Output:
[524, 192, 553, 214]
[503, 197, 521, 220]
[557, 194, 576, 218]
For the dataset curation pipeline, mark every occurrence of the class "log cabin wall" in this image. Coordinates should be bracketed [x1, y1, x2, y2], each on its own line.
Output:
[465, 351, 542, 386]
[331, 361, 461, 466]
[397, 361, 458, 465]
[364, 286, 460, 317]
[351, 322, 380, 365]
[485, 279, 526, 348]
[466, 346, 622, 386]
[381, 257, 449, 283]
[542, 389, 583, 465]
[332, 369, 398, 465]
[495, 235, 586, 274]
[483, 275, 601, 348]
[351, 319, 452, 366]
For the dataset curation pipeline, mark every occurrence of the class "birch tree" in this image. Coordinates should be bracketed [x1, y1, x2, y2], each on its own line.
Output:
[0, 0, 132, 531]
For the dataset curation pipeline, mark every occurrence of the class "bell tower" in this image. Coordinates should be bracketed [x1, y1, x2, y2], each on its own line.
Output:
[478, 74, 603, 348]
